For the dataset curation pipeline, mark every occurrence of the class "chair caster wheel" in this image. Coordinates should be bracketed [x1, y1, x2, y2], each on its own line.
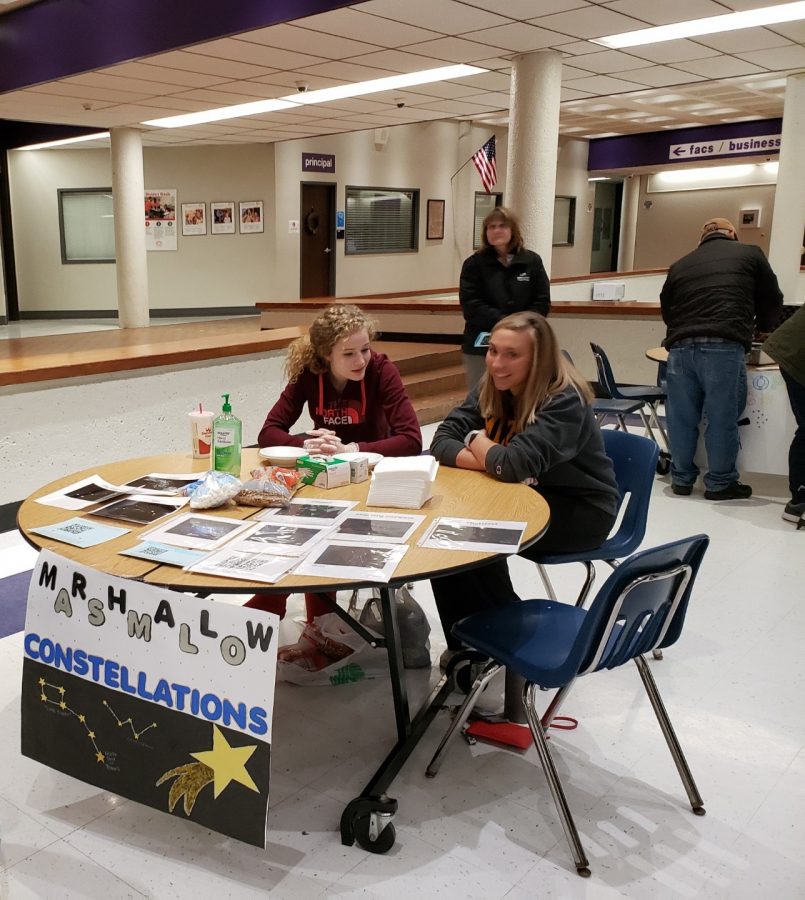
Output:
[577, 866, 592, 877]
[340, 794, 398, 854]
[652, 648, 663, 660]
[693, 805, 706, 817]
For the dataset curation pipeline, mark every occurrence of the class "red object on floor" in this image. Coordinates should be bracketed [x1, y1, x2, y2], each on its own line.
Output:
[242, 591, 336, 622]
[466, 720, 533, 749]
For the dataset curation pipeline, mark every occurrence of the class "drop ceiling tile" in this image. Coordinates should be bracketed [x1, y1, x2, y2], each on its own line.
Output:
[561, 86, 595, 100]
[352, 0, 513, 33]
[695, 29, 794, 54]
[297, 61, 398, 82]
[673, 56, 767, 79]
[467, 0, 590, 15]
[469, 57, 514, 72]
[601, 0, 726, 25]
[560, 73, 649, 94]
[617, 66, 706, 87]
[66, 72, 184, 95]
[241, 23, 382, 59]
[346, 48, 456, 72]
[147, 50, 271, 80]
[460, 91, 510, 107]
[209, 80, 287, 99]
[766, 20, 805, 42]
[532, 7, 648, 39]
[463, 23, 575, 53]
[569, 49, 654, 74]
[626, 39, 720, 64]
[167, 87, 277, 105]
[187, 38, 326, 70]
[287, 8, 441, 45]
[738, 45, 805, 69]
[404, 36, 509, 63]
[95, 62, 225, 89]
[561, 64, 595, 80]
[559, 40, 609, 56]
[28, 82, 152, 103]
[250, 72, 344, 90]
[137, 97, 219, 113]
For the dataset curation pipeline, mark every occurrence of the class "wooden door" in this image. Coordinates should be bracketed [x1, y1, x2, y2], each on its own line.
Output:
[300, 183, 335, 298]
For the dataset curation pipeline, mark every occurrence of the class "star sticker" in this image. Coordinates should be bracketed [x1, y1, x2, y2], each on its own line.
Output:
[88, 731, 96, 739]
[191, 725, 258, 798]
[96, 752, 105, 763]
[58, 686, 66, 696]
[40, 693, 46, 702]
[59, 701, 67, 710]
[38, 677, 46, 687]
[78, 714, 86, 723]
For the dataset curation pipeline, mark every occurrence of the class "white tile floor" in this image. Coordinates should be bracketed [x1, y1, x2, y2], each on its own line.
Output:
[2, 423, 804, 898]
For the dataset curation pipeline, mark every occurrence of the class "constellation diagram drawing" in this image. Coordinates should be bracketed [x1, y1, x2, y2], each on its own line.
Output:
[38, 677, 105, 764]
[103, 700, 158, 741]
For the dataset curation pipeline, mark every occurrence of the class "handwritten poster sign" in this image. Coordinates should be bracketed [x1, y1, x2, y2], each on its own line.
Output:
[21, 550, 278, 847]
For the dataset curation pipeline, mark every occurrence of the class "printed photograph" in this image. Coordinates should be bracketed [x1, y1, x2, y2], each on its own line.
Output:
[125, 475, 197, 493]
[336, 517, 412, 539]
[277, 502, 346, 519]
[247, 525, 321, 546]
[64, 482, 121, 503]
[166, 517, 243, 542]
[91, 498, 181, 525]
[315, 544, 395, 570]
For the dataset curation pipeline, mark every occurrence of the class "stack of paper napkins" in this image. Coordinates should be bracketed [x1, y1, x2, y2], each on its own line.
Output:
[366, 455, 439, 509]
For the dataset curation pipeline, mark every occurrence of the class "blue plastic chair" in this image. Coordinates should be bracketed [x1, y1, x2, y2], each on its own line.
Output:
[533, 428, 659, 608]
[426, 534, 710, 877]
[591, 341, 670, 455]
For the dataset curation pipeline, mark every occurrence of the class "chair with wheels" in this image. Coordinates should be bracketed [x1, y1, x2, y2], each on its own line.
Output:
[425, 533, 710, 877]
[533, 428, 658, 608]
[590, 341, 670, 470]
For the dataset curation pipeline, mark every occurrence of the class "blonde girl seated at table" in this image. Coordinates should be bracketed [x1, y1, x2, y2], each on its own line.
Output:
[248, 303, 422, 620]
[429, 310, 619, 654]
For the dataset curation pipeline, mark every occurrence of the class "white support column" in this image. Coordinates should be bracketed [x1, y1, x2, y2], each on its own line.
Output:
[506, 50, 562, 276]
[618, 174, 640, 272]
[111, 127, 149, 328]
[768, 72, 805, 303]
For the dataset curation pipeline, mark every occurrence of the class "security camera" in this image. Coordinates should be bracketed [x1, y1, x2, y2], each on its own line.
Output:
[296, 81, 309, 93]
[395, 98, 405, 109]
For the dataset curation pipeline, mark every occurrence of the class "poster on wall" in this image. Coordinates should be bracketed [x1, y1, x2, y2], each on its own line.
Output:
[21, 550, 277, 847]
[239, 201, 264, 234]
[181, 202, 207, 236]
[210, 201, 236, 234]
[144, 189, 177, 251]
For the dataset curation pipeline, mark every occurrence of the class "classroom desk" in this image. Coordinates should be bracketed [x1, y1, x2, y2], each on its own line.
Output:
[645, 346, 796, 477]
[18, 449, 550, 852]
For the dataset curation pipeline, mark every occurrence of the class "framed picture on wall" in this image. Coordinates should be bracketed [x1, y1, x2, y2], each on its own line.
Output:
[181, 202, 207, 236]
[239, 201, 264, 234]
[426, 199, 445, 240]
[739, 208, 761, 228]
[210, 201, 235, 234]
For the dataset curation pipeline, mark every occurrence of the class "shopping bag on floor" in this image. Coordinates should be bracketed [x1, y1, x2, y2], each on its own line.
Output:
[358, 584, 431, 669]
[276, 612, 389, 685]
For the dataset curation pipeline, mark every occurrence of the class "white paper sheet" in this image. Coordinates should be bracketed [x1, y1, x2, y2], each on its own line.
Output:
[224, 520, 333, 557]
[293, 540, 408, 583]
[141, 512, 252, 549]
[184, 548, 297, 584]
[331, 512, 425, 544]
[35, 475, 124, 510]
[418, 517, 527, 553]
[256, 498, 357, 525]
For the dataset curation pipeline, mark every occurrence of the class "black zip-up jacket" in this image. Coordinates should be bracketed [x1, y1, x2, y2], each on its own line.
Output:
[430, 386, 618, 516]
[660, 233, 783, 350]
[459, 247, 551, 355]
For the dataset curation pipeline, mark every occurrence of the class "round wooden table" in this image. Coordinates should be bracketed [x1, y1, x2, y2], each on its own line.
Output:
[18, 448, 550, 853]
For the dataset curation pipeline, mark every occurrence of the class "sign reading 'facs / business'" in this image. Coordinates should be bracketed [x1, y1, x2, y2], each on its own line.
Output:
[669, 133, 781, 161]
[21, 550, 278, 847]
[302, 152, 335, 173]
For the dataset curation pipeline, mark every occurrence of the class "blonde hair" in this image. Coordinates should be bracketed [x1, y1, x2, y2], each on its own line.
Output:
[478, 206, 524, 255]
[478, 311, 593, 432]
[285, 304, 377, 381]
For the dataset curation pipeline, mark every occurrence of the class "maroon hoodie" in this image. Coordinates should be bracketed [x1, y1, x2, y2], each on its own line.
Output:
[257, 351, 422, 457]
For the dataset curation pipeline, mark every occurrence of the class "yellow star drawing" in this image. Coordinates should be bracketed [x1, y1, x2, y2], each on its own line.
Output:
[96, 751, 105, 763]
[190, 725, 258, 798]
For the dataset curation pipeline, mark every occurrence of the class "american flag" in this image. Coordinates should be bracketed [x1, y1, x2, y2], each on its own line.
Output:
[472, 136, 497, 193]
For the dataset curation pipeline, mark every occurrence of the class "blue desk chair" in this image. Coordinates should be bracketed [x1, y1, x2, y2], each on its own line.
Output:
[591, 341, 670, 460]
[534, 429, 658, 608]
[426, 533, 710, 877]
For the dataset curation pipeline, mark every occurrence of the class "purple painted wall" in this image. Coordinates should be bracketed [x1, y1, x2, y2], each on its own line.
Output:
[588, 118, 783, 170]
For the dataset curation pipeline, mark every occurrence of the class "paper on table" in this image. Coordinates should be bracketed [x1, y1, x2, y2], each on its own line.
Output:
[332, 512, 425, 543]
[141, 512, 253, 550]
[184, 548, 297, 584]
[418, 517, 526, 553]
[256, 498, 357, 525]
[89, 494, 188, 526]
[119, 541, 207, 567]
[30, 517, 130, 548]
[35, 475, 124, 510]
[224, 520, 333, 557]
[293, 540, 408, 583]
[120, 473, 200, 494]
[366, 456, 439, 510]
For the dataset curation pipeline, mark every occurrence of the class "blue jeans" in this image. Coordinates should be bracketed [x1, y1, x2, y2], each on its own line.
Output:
[666, 341, 747, 491]
[781, 368, 805, 502]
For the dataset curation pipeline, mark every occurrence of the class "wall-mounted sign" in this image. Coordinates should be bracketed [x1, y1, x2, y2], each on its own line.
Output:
[669, 133, 781, 161]
[144, 188, 177, 251]
[302, 153, 335, 173]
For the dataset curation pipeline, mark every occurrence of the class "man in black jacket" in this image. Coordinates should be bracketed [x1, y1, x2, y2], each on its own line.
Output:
[660, 217, 783, 500]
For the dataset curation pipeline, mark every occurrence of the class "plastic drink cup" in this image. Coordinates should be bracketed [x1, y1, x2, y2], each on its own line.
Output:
[189, 409, 215, 458]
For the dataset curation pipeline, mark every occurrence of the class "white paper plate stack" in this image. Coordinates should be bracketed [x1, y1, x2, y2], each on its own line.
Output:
[366, 456, 439, 509]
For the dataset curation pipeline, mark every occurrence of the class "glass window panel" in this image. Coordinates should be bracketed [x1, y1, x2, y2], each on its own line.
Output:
[58, 189, 116, 263]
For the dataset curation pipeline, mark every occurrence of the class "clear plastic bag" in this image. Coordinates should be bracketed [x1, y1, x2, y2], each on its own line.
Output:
[358, 584, 432, 669]
[183, 470, 242, 509]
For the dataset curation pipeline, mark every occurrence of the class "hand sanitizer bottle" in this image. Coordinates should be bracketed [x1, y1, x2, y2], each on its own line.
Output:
[213, 393, 242, 475]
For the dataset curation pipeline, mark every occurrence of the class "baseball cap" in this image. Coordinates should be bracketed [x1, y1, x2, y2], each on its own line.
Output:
[700, 217, 736, 241]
